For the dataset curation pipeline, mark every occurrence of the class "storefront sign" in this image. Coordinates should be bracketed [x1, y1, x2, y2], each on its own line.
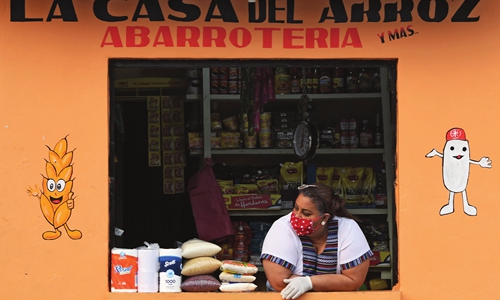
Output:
[10, 0, 481, 48]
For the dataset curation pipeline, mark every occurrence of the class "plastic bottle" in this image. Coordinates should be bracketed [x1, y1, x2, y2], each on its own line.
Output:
[233, 222, 248, 262]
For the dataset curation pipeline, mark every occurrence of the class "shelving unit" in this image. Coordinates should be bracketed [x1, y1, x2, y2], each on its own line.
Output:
[192, 65, 396, 287]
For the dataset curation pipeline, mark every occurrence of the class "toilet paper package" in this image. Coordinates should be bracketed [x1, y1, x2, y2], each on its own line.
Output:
[138, 249, 160, 272]
[110, 248, 138, 292]
[159, 248, 182, 292]
[138, 271, 159, 293]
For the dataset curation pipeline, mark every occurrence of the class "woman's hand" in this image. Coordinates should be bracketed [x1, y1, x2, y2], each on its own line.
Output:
[281, 276, 313, 299]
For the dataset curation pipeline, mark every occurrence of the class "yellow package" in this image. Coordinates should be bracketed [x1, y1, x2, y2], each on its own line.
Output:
[361, 167, 375, 204]
[342, 167, 364, 204]
[316, 167, 334, 187]
[257, 179, 279, 194]
[235, 184, 259, 194]
[279, 161, 303, 189]
[220, 185, 236, 195]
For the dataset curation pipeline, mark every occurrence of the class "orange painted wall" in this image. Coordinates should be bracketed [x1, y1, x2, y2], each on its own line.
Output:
[1, 1, 499, 299]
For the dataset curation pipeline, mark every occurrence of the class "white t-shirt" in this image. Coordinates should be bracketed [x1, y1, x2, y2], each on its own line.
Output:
[261, 212, 371, 276]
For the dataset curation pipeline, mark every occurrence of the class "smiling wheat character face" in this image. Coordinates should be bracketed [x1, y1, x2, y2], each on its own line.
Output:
[27, 137, 82, 240]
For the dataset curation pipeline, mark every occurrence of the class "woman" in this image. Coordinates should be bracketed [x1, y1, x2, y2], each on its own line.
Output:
[260, 183, 373, 299]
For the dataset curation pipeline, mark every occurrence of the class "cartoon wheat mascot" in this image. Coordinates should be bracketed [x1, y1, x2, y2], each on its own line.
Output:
[27, 137, 82, 240]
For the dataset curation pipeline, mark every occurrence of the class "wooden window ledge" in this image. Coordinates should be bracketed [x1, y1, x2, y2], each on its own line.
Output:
[109, 290, 401, 300]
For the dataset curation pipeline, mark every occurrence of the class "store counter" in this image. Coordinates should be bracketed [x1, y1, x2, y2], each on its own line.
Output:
[108, 290, 401, 300]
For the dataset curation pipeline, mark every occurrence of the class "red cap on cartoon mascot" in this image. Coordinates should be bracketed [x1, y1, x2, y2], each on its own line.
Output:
[446, 128, 467, 141]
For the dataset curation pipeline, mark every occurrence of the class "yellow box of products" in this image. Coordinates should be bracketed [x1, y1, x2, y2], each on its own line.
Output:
[220, 131, 241, 149]
[223, 194, 281, 210]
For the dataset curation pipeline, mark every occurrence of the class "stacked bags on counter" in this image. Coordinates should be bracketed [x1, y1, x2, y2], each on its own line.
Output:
[218, 260, 258, 292]
[112, 238, 260, 293]
[180, 238, 222, 292]
[111, 241, 183, 293]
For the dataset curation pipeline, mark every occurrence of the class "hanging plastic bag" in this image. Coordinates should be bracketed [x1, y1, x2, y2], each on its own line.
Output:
[187, 158, 234, 241]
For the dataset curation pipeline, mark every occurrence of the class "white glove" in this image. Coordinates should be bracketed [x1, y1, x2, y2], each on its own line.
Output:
[281, 276, 313, 299]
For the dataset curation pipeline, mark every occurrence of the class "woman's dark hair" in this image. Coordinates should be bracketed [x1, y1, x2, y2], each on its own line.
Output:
[298, 182, 356, 221]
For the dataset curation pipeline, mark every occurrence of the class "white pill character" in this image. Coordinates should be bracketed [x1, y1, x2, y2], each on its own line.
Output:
[426, 128, 492, 216]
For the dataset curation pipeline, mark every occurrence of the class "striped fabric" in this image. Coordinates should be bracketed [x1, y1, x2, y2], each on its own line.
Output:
[301, 219, 339, 275]
[300, 220, 372, 275]
[341, 250, 373, 270]
[260, 253, 296, 273]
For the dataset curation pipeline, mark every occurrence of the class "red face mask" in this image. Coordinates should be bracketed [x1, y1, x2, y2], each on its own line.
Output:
[290, 212, 324, 236]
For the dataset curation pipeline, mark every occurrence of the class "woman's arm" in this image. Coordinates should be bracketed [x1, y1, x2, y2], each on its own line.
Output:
[310, 258, 370, 291]
[262, 259, 294, 291]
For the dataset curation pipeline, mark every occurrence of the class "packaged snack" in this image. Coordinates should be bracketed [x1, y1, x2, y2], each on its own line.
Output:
[181, 275, 221, 292]
[342, 167, 364, 204]
[279, 161, 303, 189]
[220, 260, 258, 275]
[316, 167, 334, 187]
[219, 271, 256, 283]
[219, 282, 257, 292]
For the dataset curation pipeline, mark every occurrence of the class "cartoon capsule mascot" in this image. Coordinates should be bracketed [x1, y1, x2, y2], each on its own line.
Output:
[426, 128, 492, 216]
[27, 137, 82, 240]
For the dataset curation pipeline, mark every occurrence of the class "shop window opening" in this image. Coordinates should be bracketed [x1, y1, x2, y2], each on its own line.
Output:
[108, 59, 398, 292]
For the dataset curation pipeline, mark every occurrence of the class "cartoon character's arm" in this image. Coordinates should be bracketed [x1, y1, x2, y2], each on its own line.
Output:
[66, 193, 75, 210]
[426, 149, 443, 158]
[27, 184, 41, 199]
[470, 156, 492, 168]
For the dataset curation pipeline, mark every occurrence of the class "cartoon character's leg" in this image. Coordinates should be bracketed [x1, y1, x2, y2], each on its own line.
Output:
[440, 192, 455, 215]
[63, 224, 82, 240]
[42, 228, 61, 240]
[461, 190, 477, 216]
